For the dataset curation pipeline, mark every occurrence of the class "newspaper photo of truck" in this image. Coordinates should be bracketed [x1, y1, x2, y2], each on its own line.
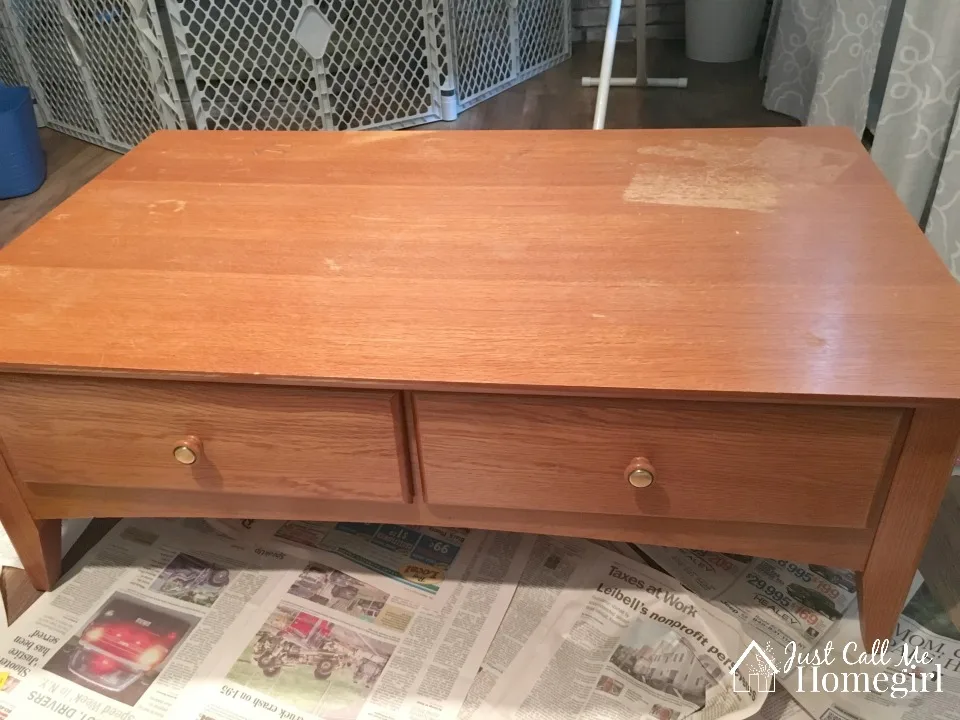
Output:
[288, 562, 389, 623]
[227, 602, 396, 719]
[150, 553, 231, 607]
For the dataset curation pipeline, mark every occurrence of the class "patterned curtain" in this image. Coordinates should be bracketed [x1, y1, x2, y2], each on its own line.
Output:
[762, 0, 890, 133]
[871, 0, 960, 277]
[926, 121, 960, 278]
[763, 0, 960, 279]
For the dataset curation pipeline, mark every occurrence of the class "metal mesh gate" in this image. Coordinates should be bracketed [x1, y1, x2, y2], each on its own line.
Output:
[3, 0, 569, 147]
[451, 0, 570, 111]
[517, 0, 570, 77]
[451, 0, 515, 109]
[166, 0, 569, 132]
[6, 0, 102, 143]
[165, 0, 447, 131]
[165, 0, 326, 131]
[1, 0, 184, 150]
[66, 0, 184, 147]
[0, 2, 47, 125]
[318, 0, 442, 129]
[0, 3, 26, 87]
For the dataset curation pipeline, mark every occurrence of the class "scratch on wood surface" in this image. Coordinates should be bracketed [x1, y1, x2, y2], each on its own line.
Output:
[150, 200, 187, 214]
[347, 132, 426, 146]
[623, 137, 858, 212]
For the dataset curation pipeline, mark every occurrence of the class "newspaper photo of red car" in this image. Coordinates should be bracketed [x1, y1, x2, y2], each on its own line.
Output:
[44, 593, 198, 706]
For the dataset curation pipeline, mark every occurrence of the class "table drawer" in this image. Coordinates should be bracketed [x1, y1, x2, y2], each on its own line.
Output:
[0, 376, 410, 503]
[414, 394, 903, 528]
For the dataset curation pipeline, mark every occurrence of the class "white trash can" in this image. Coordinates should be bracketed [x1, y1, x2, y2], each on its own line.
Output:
[685, 0, 767, 63]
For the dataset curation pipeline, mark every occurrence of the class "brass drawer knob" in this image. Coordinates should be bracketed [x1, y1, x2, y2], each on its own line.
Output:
[173, 435, 202, 465]
[625, 457, 655, 488]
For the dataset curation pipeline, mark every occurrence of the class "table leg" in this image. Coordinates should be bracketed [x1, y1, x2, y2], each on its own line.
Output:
[858, 407, 960, 647]
[0, 453, 61, 590]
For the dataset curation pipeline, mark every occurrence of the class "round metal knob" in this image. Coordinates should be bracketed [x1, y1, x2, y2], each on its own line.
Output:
[625, 457, 655, 488]
[173, 436, 202, 465]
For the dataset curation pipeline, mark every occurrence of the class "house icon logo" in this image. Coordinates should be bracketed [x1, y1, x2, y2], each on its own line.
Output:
[730, 640, 778, 694]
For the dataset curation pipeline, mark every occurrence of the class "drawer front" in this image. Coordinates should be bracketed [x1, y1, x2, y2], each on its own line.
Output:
[414, 394, 903, 528]
[0, 376, 409, 503]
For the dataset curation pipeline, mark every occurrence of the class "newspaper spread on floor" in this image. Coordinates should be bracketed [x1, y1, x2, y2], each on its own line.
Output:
[471, 538, 769, 720]
[753, 685, 810, 720]
[195, 519, 481, 611]
[640, 546, 960, 720]
[0, 518, 532, 720]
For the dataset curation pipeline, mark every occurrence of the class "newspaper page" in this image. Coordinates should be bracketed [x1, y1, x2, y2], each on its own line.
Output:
[771, 579, 960, 720]
[168, 530, 533, 720]
[0, 517, 282, 719]
[480, 543, 769, 720]
[193, 519, 482, 611]
[642, 547, 960, 720]
[458, 536, 602, 720]
[751, 685, 811, 720]
[639, 547, 858, 666]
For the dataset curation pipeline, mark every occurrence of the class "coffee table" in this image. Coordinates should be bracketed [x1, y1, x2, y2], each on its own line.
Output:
[1, 128, 958, 646]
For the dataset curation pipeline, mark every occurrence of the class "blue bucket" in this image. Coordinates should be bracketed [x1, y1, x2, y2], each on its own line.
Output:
[0, 85, 46, 199]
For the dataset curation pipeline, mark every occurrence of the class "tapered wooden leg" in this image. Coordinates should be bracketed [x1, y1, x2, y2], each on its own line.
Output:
[0, 453, 61, 590]
[858, 407, 960, 647]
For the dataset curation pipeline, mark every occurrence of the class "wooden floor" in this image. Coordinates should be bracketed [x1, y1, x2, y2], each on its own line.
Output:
[423, 41, 797, 131]
[1, 42, 956, 632]
[0, 130, 119, 248]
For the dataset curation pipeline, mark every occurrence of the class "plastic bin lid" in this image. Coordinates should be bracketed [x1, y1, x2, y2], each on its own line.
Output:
[0, 85, 31, 114]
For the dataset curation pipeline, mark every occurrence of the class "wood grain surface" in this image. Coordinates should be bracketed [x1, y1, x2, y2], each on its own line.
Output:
[20, 482, 873, 570]
[414, 394, 902, 528]
[0, 452, 60, 590]
[1, 128, 958, 401]
[0, 375, 410, 503]
[2, 519, 117, 623]
[858, 408, 960, 645]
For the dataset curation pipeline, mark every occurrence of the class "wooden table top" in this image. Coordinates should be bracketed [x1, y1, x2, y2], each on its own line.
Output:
[1, 127, 958, 402]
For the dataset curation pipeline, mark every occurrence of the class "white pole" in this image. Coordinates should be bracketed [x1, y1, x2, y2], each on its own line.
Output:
[582, 77, 688, 88]
[646, 77, 689, 88]
[592, 0, 621, 130]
